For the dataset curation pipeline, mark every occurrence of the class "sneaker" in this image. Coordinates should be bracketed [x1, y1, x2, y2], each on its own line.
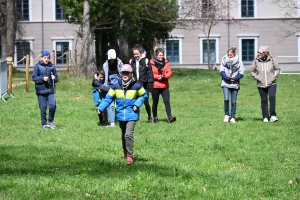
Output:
[47, 122, 56, 129]
[168, 116, 176, 123]
[270, 116, 278, 122]
[224, 115, 230, 122]
[148, 117, 153, 123]
[230, 118, 236, 123]
[126, 156, 133, 165]
[153, 117, 159, 123]
[263, 118, 268, 122]
[42, 125, 48, 130]
[110, 123, 115, 127]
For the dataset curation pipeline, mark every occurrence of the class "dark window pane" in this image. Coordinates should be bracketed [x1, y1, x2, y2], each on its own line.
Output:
[166, 40, 179, 63]
[56, 42, 69, 64]
[16, 41, 30, 65]
[242, 39, 255, 62]
[16, 0, 29, 21]
[56, 0, 65, 20]
[203, 39, 216, 63]
[241, 0, 254, 17]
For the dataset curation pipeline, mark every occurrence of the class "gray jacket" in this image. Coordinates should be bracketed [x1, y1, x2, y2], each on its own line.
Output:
[220, 55, 244, 89]
[250, 56, 280, 88]
[102, 58, 123, 86]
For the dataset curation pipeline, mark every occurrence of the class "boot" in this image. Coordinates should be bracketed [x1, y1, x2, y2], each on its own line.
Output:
[102, 110, 109, 126]
[98, 113, 103, 125]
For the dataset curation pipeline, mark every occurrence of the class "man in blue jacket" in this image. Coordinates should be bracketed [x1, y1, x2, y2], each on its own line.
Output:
[32, 50, 58, 129]
[97, 64, 148, 164]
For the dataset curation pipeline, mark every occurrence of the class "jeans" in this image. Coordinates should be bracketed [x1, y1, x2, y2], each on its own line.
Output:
[107, 101, 115, 123]
[222, 87, 238, 118]
[37, 93, 56, 125]
[258, 84, 277, 118]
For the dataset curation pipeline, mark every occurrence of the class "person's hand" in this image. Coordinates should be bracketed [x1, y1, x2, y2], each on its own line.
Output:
[43, 76, 48, 81]
[133, 106, 138, 111]
[159, 75, 165, 80]
[51, 75, 55, 80]
[97, 110, 101, 114]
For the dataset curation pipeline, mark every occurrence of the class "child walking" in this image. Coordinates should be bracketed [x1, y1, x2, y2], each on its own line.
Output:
[97, 64, 148, 164]
[92, 70, 110, 126]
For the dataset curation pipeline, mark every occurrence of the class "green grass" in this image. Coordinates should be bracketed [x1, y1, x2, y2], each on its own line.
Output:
[0, 69, 300, 199]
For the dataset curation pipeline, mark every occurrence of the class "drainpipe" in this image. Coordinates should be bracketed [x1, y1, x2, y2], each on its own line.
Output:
[227, 0, 230, 48]
[42, 0, 44, 50]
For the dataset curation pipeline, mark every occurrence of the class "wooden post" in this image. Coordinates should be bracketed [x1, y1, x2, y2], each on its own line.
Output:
[66, 50, 69, 76]
[7, 56, 13, 94]
[52, 50, 56, 65]
[26, 54, 30, 92]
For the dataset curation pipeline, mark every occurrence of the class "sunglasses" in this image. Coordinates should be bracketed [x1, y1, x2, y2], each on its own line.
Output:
[121, 71, 130, 75]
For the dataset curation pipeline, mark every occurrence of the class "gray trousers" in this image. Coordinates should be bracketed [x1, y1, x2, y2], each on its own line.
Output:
[119, 121, 136, 157]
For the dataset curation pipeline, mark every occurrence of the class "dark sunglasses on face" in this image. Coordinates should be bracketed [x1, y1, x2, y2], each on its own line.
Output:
[121, 71, 130, 75]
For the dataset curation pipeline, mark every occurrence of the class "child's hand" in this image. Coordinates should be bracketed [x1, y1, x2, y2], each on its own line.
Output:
[133, 106, 138, 111]
[97, 110, 101, 114]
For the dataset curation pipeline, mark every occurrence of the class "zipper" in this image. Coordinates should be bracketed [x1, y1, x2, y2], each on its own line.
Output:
[264, 63, 267, 87]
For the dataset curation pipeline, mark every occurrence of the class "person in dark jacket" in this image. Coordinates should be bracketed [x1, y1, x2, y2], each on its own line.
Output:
[92, 70, 110, 126]
[32, 50, 58, 129]
[97, 64, 148, 165]
[129, 44, 154, 123]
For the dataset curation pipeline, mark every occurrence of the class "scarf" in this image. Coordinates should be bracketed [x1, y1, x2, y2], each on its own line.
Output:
[122, 78, 133, 91]
[222, 55, 240, 74]
[153, 57, 165, 73]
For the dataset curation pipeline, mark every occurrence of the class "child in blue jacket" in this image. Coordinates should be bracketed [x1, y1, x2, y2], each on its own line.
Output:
[97, 64, 148, 164]
[92, 70, 110, 126]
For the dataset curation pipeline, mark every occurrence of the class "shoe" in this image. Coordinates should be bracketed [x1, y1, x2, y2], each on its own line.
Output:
[168, 116, 176, 123]
[47, 122, 56, 129]
[224, 115, 230, 122]
[102, 123, 110, 127]
[230, 118, 236, 123]
[42, 125, 48, 129]
[153, 117, 159, 123]
[123, 151, 127, 159]
[126, 156, 133, 165]
[263, 118, 268, 122]
[148, 117, 153, 123]
[270, 116, 278, 122]
[110, 123, 115, 127]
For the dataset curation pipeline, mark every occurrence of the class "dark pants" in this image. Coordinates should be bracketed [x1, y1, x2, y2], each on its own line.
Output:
[144, 93, 151, 117]
[37, 93, 56, 125]
[258, 84, 277, 118]
[151, 88, 172, 118]
[119, 121, 135, 157]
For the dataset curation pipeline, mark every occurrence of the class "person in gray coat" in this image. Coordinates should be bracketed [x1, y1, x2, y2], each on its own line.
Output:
[250, 45, 280, 122]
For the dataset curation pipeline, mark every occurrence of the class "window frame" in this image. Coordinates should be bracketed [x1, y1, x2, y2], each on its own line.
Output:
[52, 0, 65, 20]
[14, 38, 34, 67]
[52, 38, 73, 66]
[238, 34, 259, 63]
[239, 0, 257, 18]
[16, 0, 32, 21]
[199, 35, 220, 64]
[164, 36, 183, 64]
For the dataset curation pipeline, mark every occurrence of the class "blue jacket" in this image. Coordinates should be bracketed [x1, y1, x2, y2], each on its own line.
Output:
[32, 60, 58, 95]
[97, 79, 148, 122]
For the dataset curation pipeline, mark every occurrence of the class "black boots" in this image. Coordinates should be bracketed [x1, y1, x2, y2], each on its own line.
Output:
[98, 110, 109, 126]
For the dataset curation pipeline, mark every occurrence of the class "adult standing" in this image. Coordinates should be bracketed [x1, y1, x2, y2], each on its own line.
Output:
[250, 46, 280, 122]
[150, 47, 176, 123]
[103, 49, 123, 127]
[129, 44, 154, 123]
[32, 50, 58, 129]
[220, 46, 244, 123]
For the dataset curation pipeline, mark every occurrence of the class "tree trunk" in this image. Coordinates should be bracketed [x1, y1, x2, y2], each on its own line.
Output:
[0, 0, 7, 59]
[80, 0, 96, 77]
[6, 0, 16, 57]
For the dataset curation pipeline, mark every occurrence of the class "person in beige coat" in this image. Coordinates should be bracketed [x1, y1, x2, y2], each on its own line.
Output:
[250, 46, 280, 122]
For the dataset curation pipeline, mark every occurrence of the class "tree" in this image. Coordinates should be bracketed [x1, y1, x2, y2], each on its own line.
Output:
[177, 0, 243, 69]
[0, 0, 6, 59]
[58, 0, 178, 74]
[6, 0, 16, 58]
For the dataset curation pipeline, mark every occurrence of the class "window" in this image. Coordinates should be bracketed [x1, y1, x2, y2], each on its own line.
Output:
[240, 0, 256, 18]
[14, 38, 34, 67]
[52, 38, 73, 65]
[16, 0, 29, 21]
[238, 35, 258, 62]
[55, 0, 65, 20]
[201, 0, 214, 18]
[165, 37, 183, 64]
[199, 36, 220, 63]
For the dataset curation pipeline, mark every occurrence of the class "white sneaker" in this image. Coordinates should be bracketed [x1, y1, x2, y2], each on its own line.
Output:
[224, 115, 230, 122]
[270, 116, 278, 122]
[110, 123, 116, 127]
[263, 118, 268, 122]
[230, 118, 236, 123]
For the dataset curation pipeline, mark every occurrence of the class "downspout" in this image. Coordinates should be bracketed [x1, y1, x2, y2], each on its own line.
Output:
[42, 0, 44, 50]
[227, 0, 230, 48]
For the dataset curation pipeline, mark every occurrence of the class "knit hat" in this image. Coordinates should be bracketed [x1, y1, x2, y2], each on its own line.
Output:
[120, 64, 133, 72]
[107, 49, 116, 60]
[41, 50, 51, 57]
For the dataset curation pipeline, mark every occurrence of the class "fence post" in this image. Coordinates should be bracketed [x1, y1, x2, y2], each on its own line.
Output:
[7, 56, 13, 94]
[52, 50, 56, 66]
[26, 54, 30, 92]
[66, 50, 69, 76]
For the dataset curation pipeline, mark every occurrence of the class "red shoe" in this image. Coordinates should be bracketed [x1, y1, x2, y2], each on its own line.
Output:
[126, 156, 133, 165]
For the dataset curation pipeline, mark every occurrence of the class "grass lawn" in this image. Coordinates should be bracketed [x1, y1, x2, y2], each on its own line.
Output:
[0, 68, 299, 199]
